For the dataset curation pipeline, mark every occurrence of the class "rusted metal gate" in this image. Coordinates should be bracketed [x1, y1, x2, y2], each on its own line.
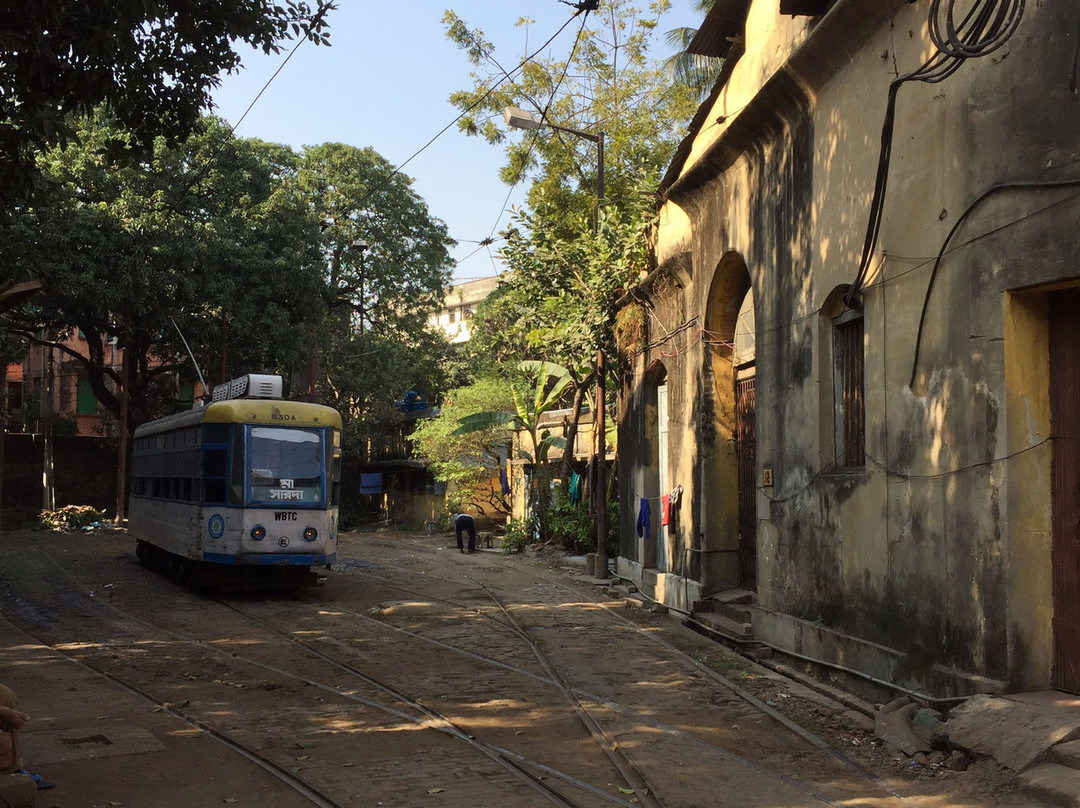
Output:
[1050, 290, 1080, 692]
[735, 372, 757, 589]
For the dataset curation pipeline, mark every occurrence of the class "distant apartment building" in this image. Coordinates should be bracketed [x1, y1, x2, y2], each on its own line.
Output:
[5, 333, 122, 437]
[428, 276, 502, 344]
[4, 332, 198, 438]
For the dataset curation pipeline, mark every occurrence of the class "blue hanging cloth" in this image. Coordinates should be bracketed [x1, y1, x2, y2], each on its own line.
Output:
[500, 467, 511, 495]
[636, 497, 651, 540]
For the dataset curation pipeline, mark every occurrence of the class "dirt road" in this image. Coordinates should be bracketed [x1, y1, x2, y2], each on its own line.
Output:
[0, 527, 1032, 807]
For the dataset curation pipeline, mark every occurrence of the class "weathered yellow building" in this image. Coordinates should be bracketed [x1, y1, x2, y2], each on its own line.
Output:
[619, 0, 1080, 698]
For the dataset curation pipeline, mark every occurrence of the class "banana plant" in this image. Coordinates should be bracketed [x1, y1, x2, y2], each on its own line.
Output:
[453, 360, 571, 464]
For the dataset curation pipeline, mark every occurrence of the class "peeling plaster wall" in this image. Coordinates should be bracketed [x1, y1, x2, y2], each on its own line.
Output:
[623, 0, 1080, 694]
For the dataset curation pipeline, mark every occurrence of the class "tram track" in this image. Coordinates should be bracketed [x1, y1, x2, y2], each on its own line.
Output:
[0, 543, 636, 808]
[328, 552, 914, 805]
[1, 532, 918, 808]
[252, 563, 880, 808]
[248, 586, 880, 807]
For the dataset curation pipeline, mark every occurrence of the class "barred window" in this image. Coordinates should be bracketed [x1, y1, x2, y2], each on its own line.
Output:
[833, 309, 865, 468]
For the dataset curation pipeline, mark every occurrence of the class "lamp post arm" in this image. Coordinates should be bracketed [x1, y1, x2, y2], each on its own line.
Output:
[543, 124, 603, 203]
[543, 121, 601, 144]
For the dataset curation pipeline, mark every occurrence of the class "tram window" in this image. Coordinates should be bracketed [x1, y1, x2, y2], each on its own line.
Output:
[204, 448, 227, 477]
[183, 448, 199, 477]
[182, 479, 193, 501]
[248, 427, 324, 505]
[204, 478, 227, 504]
[330, 446, 342, 506]
[204, 424, 230, 445]
[229, 427, 244, 506]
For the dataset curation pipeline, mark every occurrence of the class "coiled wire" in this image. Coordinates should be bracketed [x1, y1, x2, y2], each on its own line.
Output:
[844, 0, 1026, 307]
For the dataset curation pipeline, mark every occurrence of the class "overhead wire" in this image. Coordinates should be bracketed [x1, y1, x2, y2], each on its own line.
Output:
[351, 8, 588, 236]
[176, 2, 334, 205]
[194, 5, 586, 282]
[907, 180, 1080, 388]
[491, 9, 593, 226]
[632, 175, 1080, 362]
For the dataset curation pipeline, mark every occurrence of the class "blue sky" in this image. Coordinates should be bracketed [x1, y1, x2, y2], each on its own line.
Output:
[209, 2, 706, 284]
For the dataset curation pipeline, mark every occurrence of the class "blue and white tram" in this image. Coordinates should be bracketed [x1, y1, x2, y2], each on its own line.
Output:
[129, 374, 342, 587]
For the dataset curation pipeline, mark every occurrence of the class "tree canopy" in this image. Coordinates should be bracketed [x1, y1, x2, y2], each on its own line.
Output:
[445, 0, 697, 228]
[444, 0, 696, 374]
[0, 113, 326, 427]
[438, 0, 697, 476]
[0, 113, 455, 439]
[0, 0, 334, 209]
[410, 375, 517, 516]
[297, 142, 456, 451]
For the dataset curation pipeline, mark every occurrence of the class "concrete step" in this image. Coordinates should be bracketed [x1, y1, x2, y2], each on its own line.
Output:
[715, 588, 755, 605]
[696, 589, 755, 623]
[692, 609, 754, 640]
[745, 643, 773, 661]
[1050, 740, 1080, 770]
[718, 602, 753, 623]
[1020, 762, 1080, 807]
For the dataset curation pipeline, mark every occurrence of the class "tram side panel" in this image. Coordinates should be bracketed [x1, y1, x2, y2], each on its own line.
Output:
[129, 399, 341, 574]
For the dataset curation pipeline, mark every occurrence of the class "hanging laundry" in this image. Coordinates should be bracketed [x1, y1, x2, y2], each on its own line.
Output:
[569, 472, 583, 505]
[636, 497, 651, 540]
[661, 494, 671, 526]
[500, 467, 511, 495]
[667, 485, 683, 532]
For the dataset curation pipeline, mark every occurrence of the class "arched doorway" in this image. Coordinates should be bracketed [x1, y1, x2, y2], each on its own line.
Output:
[703, 252, 755, 590]
[733, 290, 757, 589]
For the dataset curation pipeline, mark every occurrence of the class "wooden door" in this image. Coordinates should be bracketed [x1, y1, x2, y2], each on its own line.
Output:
[736, 373, 757, 590]
[1051, 290, 1080, 692]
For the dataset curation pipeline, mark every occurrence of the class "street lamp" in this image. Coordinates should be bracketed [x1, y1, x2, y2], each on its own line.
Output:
[503, 106, 609, 580]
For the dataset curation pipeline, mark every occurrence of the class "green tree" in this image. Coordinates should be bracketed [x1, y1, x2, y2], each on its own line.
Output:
[445, 0, 696, 225]
[454, 360, 570, 465]
[444, 0, 696, 452]
[454, 361, 572, 540]
[410, 375, 516, 517]
[0, 113, 326, 428]
[661, 0, 722, 101]
[295, 142, 456, 450]
[0, 0, 334, 208]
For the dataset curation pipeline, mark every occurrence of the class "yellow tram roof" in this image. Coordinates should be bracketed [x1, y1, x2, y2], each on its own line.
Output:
[134, 399, 342, 437]
[203, 399, 342, 428]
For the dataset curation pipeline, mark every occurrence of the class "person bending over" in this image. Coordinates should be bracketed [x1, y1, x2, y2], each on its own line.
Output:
[455, 512, 476, 554]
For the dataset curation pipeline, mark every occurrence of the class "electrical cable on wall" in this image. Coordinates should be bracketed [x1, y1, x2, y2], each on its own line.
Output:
[844, 0, 1025, 308]
[907, 179, 1080, 388]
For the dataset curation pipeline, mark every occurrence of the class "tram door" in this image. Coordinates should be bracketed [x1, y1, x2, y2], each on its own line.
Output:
[656, 384, 669, 572]
[1051, 290, 1080, 692]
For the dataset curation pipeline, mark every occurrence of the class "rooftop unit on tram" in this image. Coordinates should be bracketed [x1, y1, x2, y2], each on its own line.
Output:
[212, 373, 283, 402]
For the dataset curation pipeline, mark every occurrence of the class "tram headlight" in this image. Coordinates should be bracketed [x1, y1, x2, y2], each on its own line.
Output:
[251, 525, 267, 541]
[303, 527, 318, 542]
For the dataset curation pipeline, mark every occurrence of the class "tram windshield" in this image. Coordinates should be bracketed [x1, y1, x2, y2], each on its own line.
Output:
[248, 426, 324, 504]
